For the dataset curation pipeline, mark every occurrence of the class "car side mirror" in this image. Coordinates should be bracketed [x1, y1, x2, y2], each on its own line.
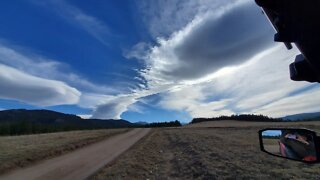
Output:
[259, 128, 320, 163]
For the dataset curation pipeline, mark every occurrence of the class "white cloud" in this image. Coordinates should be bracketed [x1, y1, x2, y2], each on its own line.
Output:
[0, 43, 119, 95]
[0, 42, 130, 112]
[7, 0, 313, 120]
[253, 87, 320, 117]
[124, 0, 320, 120]
[139, 0, 274, 84]
[156, 45, 320, 118]
[159, 86, 234, 118]
[76, 0, 263, 119]
[136, 0, 240, 38]
[77, 114, 92, 119]
[91, 95, 137, 119]
[0, 44, 61, 78]
[0, 64, 80, 106]
[59, 0, 320, 119]
[123, 42, 151, 60]
[81, 0, 320, 120]
[30, 0, 111, 46]
[78, 93, 110, 109]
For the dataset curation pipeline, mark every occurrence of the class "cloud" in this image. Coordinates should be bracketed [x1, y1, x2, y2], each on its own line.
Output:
[0, 44, 61, 77]
[124, 0, 320, 120]
[140, 0, 274, 83]
[0, 43, 119, 95]
[252, 86, 320, 117]
[159, 86, 234, 118]
[157, 45, 320, 118]
[14, 0, 314, 120]
[91, 95, 137, 119]
[0, 41, 132, 112]
[79, 93, 142, 119]
[77, 114, 92, 119]
[80, 0, 320, 120]
[92, 0, 285, 119]
[30, 0, 112, 46]
[123, 42, 151, 60]
[136, 0, 239, 38]
[78, 93, 113, 109]
[74, 0, 320, 120]
[210, 45, 310, 114]
[0, 64, 80, 106]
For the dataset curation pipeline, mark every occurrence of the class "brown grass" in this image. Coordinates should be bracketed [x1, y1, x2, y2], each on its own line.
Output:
[185, 120, 320, 129]
[91, 121, 320, 179]
[0, 128, 129, 174]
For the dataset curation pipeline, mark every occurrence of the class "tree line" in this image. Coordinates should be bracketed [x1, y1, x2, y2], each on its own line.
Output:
[191, 114, 282, 124]
[143, 120, 182, 128]
[0, 120, 183, 136]
[0, 120, 117, 136]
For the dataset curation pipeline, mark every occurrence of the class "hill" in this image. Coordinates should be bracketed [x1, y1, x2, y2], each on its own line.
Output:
[282, 112, 320, 121]
[0, 109, 136, 135]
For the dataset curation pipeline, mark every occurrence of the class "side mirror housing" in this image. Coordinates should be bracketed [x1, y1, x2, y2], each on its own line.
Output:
[259, 128, 320, 163]
[289, 54, 320, 83]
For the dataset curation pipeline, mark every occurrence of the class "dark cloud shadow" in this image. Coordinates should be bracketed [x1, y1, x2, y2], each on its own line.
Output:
[164, 2, 275, 80]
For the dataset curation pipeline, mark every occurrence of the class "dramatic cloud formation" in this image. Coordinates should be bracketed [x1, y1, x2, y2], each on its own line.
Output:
[1, 0, 319, 121]
[140, 1, 274, 82]
[0, 43, 83, 107]
[95, 0, 278, 119]
[157, 45, 317, 118]
[0, 42, 125, 109]
[0, 63, 80, 106]
[98, 0, 320, 120]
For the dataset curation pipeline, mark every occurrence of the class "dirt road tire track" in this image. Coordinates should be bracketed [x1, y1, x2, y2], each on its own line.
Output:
[0, 128, 150, 180]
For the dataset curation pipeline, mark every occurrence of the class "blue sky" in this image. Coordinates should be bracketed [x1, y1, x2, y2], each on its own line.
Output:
[262, 130, 282, 137]
[0, 0, 319, 123]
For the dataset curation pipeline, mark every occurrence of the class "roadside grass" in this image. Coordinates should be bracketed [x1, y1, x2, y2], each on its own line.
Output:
[263, 138, 279, 145]
[92, 122, 320, 179]
[0, 128, 129, 174]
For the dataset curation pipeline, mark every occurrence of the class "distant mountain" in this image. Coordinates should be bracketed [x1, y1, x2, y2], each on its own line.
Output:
[0, 109, 82, 123]
[0, 109, 137, 135]
[0, 109, 134, 127]
[134, 121, 148, 125]
[282, 112, 320, 121]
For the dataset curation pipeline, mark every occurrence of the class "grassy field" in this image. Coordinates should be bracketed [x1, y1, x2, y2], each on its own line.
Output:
[0, 128, 129, 174]
[263, 139, 282, 156]
[92, 121, 320, 179]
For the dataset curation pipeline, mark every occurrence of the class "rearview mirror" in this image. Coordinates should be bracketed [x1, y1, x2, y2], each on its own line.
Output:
[259, 128, 320, 163]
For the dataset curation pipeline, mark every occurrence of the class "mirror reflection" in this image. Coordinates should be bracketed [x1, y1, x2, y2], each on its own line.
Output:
[262, 129, 317, 162]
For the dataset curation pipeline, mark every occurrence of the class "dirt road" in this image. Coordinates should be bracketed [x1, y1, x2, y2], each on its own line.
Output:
[0, 128, 150, 180]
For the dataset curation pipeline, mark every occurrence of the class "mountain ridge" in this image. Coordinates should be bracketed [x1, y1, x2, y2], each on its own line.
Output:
[282, 112, 320, 121]
[0, 109, 137, 135]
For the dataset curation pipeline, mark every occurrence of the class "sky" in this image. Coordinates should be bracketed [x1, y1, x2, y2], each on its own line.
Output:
[0, 0, 319, 123]
[262, 130, 281, 137]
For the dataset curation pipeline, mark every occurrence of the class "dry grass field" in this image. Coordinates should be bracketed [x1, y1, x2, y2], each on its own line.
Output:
[92, 121, 320, 179]
[263, 139, 282, 156]
[0, 128, 129, 174]
[185, 120, 320, 128]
